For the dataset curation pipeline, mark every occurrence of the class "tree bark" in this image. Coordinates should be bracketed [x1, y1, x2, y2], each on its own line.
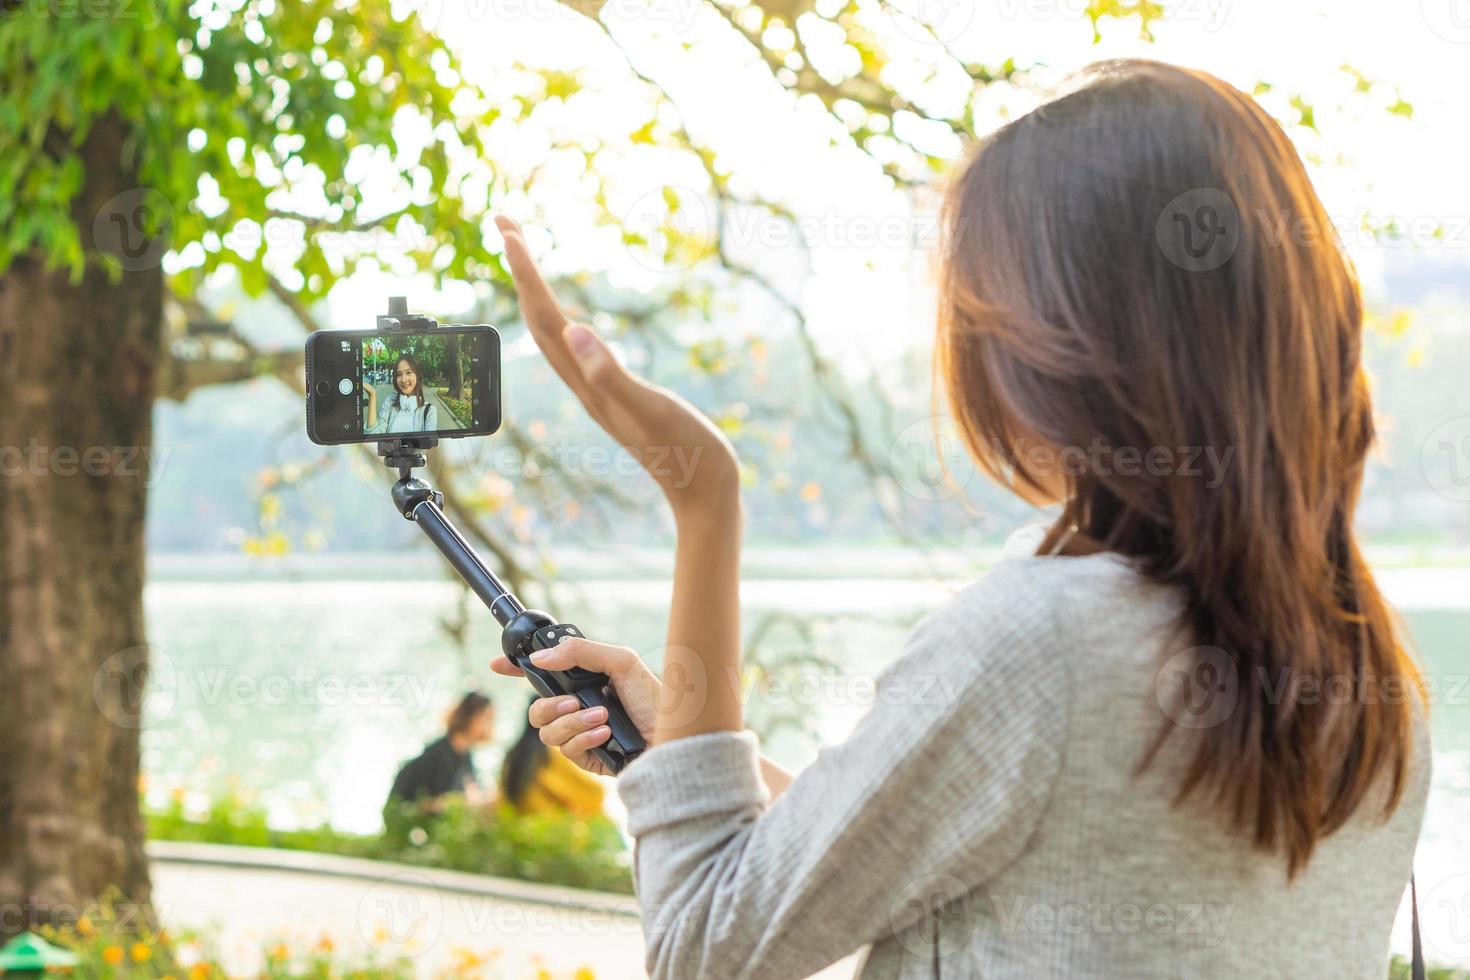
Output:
[0, 113, 161, 936]
[445, 333, 463, 401]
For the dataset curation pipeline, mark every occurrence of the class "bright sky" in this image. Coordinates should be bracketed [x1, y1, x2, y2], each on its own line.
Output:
[271, 0, 1469, 368]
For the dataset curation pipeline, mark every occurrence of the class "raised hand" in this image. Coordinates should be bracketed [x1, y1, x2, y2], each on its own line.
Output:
[494, 215, 740, 521]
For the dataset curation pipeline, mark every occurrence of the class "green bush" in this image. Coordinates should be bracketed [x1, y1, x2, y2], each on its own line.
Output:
[146, 794, 632, 895]
[1389, 956, 1470, 979]
[378, 798, 633, 894]
[435, 390, 473, 428]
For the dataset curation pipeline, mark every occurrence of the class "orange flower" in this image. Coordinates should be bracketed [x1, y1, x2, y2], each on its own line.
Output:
[76, 916, 95, 937]
[102, 946, 124, 966]
[187, 963, 211, 980]
[449, 947, 481, 969]
[130, 942, 152, 962]
[574, 968, 596, 980]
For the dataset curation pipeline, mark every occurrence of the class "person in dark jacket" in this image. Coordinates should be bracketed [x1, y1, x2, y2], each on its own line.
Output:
[386, 691, 496, 812]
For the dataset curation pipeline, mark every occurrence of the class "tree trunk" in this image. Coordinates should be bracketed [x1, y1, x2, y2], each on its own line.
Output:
[0, 113, 162, 936]
[446, 333, 463, 401]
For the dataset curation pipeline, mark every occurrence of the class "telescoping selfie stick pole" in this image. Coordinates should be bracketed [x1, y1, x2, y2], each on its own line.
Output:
[374, 302, 645, 774]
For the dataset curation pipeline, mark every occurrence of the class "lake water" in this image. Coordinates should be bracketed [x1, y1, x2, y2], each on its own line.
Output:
[137, 552, 1470, 965]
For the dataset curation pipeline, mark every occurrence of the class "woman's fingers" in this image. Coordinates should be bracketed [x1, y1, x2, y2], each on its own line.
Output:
[561, 322, 670, 428]
[527, 637, 637, 678]
[493, 217, 652, 433]
[537, 703, 609, 749]
[563, 724, 613, 756]
[528, 694, 580, 728]
[494, 215, 740, 518]
[493, 218, 707, 452]
[493, 215, 583, 392]
[493, 215, 566, 332]
[488, 655, 524, 678]
[527, 696, 613, 772]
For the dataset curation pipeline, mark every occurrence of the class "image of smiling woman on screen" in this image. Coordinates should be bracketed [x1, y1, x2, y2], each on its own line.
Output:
[365, 352, 437, 434]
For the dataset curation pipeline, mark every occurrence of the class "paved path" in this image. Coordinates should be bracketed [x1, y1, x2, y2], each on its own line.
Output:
[149, 842, 860, 979]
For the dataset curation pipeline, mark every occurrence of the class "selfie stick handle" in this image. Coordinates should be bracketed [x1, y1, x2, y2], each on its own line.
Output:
[383, 442, 646, 774]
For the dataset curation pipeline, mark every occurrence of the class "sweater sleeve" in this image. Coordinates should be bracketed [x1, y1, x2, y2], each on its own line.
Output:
[617, 560, 1070, 980]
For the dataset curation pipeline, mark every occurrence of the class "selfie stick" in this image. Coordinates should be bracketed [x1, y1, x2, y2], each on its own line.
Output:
[375, 299, 646, 774]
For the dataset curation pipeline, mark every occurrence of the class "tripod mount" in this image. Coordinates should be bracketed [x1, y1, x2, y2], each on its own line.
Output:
[374, 298, 645, 774]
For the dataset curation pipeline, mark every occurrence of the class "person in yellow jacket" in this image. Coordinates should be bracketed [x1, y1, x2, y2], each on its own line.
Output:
[499, 698, 606, 818]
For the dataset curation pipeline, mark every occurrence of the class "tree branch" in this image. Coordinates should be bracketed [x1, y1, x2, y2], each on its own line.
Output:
[578, 9, 908, 528]
[265, 206, 415, 233]
[159, 291, 304, 401]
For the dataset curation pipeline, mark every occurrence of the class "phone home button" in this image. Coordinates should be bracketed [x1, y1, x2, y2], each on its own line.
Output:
[337, 378, 354, 395]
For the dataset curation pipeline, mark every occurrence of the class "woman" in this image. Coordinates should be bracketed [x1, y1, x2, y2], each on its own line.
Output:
[386, 691, 495, 812]
[499, 698, 607, 818]
[366, 352, 438, 434]
[490, 60, 1430, 978]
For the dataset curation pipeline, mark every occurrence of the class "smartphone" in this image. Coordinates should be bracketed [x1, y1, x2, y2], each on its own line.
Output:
[305, 324, 501, 445]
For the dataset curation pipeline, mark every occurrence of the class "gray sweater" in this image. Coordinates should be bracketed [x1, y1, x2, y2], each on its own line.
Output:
[618, 552, 1430, 979]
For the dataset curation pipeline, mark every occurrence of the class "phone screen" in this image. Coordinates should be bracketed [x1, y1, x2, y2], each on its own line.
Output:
[306, 326, 501, 445]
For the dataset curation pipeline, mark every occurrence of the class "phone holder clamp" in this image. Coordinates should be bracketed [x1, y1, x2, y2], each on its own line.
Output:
[378, 435, 437, 489]
[377, 295, 439, 334]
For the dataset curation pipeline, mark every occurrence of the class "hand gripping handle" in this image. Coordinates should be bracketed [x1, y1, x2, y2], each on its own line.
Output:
[502, 610, 647, 774]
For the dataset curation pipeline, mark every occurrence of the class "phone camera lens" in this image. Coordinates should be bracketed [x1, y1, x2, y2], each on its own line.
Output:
[337, 378, 354, 395]
[315, 380, 331, 396]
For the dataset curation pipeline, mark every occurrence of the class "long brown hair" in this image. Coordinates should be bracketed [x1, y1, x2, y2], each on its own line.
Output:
[937, 60, 1423, 876]
[445, 691, 491, 737]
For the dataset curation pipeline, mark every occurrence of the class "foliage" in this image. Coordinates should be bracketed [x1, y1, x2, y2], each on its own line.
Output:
[0, 0, 1202, 285]
[379, 799, 632, 895]
[146, 792, 633, 895]
[363, 335, 466, 385]
[1389, 957, 1470, 980]
[437, 391, 474, 428]
[0, 0, 498, 295]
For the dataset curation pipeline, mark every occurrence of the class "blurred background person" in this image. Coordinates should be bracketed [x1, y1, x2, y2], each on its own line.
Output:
[386, 690, 495, 813]
[499, 697, 606, 818]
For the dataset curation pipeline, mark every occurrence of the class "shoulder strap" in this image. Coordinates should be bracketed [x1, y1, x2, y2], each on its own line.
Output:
[1411, 874, 1425, 980]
